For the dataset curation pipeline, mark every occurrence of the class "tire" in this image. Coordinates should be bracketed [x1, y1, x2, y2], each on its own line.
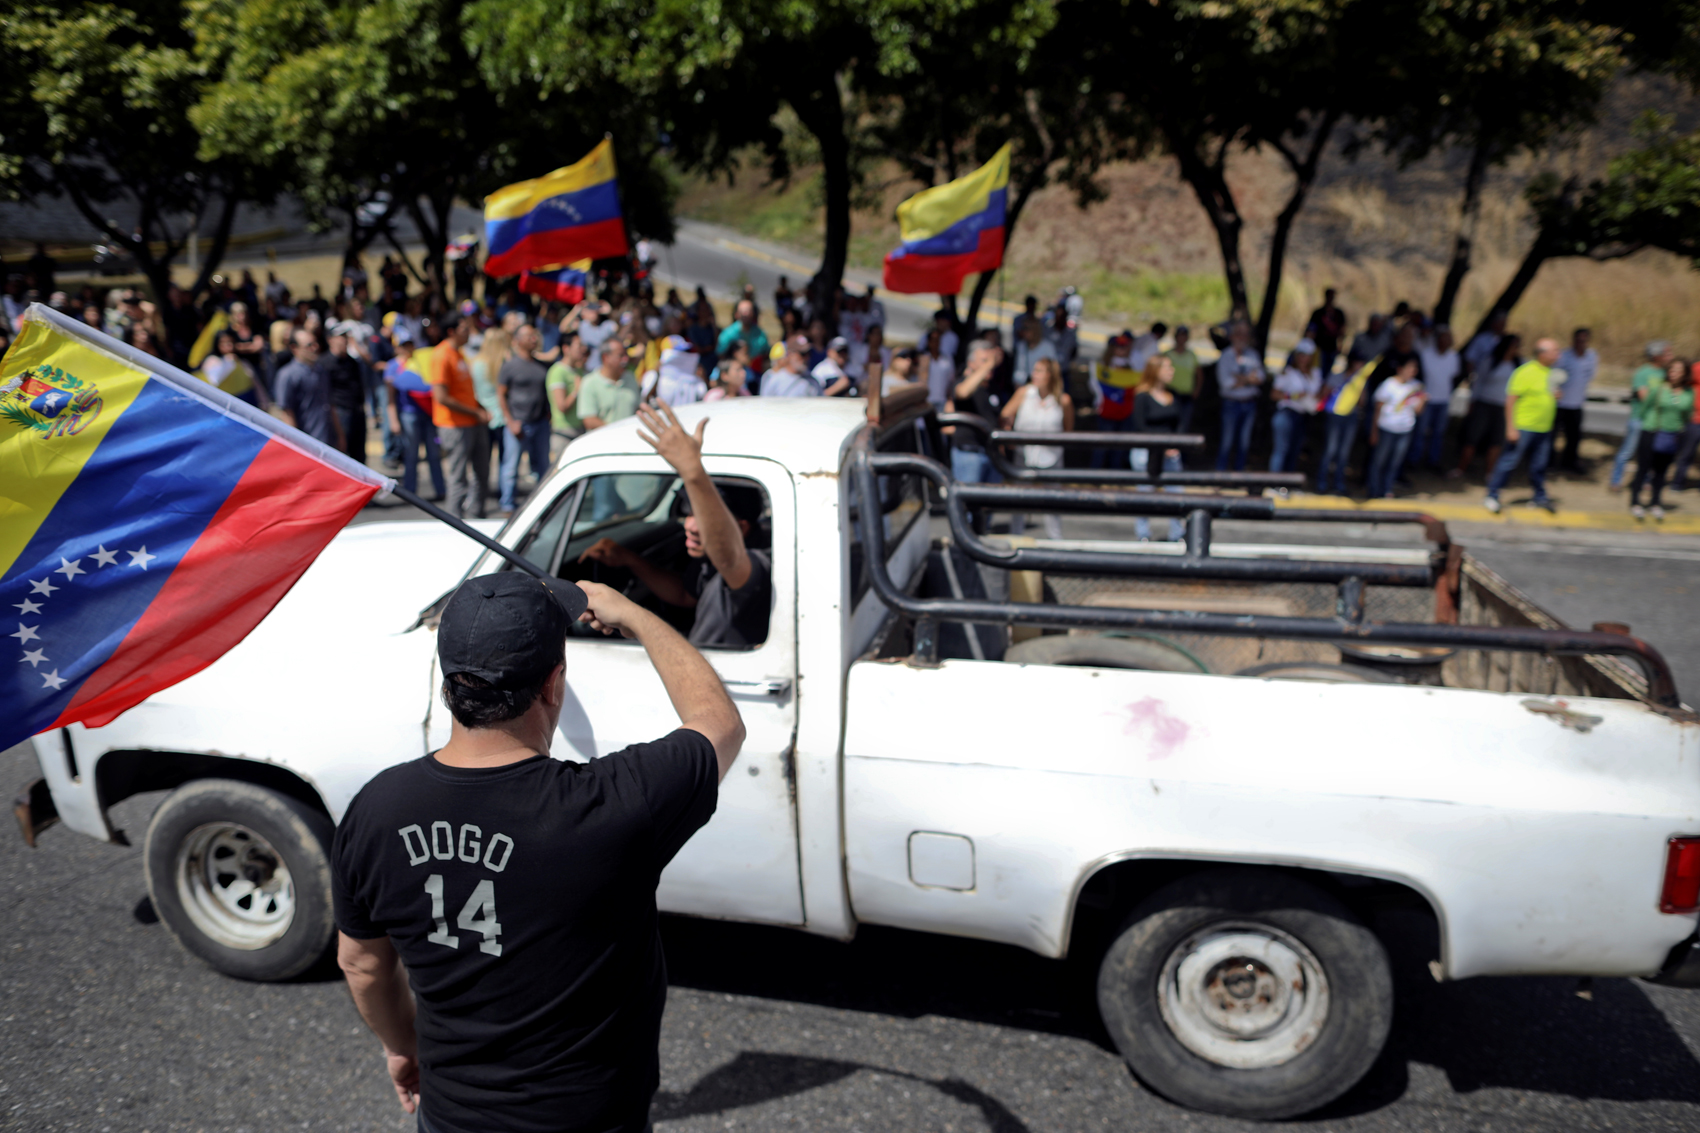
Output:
[144, 779, 337, 982]
[1235, 661, 1393, 684]
[1005, 633, 1207, 673]
[1096, 868, 1393, 1119]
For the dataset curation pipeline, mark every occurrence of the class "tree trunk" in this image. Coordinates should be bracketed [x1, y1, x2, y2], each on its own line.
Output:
[1255, 109, 1340, 354]
[1478, 231, 1554, 336]
[57, 172, 179, 304]
[188, 189, 240, 300]
[789, 79, 850, 324]
[1171, 129, 1250, 322]
[1434, 138, 1492, 328]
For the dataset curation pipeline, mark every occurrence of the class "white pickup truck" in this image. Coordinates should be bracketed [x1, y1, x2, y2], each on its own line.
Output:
[16, 396, 1700, 1119]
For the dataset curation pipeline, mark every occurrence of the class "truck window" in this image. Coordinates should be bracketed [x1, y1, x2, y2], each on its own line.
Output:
[512, 472, 772, 648]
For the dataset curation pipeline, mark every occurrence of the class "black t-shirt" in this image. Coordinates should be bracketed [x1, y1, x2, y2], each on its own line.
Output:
[686, 548, 771, 648]
[499, 355, 552, 425]
[332, 730, 718, 1133]
[1131, 391, 1182, 433]
[948, 369, 1014, 450]
[317, 352, 366, 412]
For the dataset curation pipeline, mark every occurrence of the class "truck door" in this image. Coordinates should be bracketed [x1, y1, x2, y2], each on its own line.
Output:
[433, 454, 804, 926]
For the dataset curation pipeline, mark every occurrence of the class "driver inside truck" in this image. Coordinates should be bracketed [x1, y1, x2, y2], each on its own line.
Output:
[577, 401, 771, 649]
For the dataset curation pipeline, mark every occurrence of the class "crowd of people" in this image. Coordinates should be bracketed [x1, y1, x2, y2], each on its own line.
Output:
[6, 253, 1695, 525]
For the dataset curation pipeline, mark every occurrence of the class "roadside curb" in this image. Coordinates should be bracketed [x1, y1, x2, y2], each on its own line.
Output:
[1275, 494, 1700, 535]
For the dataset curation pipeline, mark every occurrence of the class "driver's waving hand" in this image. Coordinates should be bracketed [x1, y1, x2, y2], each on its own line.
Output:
[578, 403, 772, 648]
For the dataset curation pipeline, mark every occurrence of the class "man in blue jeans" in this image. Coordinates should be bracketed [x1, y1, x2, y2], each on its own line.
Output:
[1485, 336, 1560, 514]
[497, 324, 554, 515]
[945, 340, 1010, 484]
[1215, 322, 1265, 470]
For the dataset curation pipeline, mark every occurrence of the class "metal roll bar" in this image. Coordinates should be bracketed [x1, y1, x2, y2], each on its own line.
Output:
[851, 435, 1681, 707]
[936, 412, 1307, 490]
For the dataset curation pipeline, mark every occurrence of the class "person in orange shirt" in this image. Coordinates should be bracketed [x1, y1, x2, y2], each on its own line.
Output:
[430, 314, 491, 519]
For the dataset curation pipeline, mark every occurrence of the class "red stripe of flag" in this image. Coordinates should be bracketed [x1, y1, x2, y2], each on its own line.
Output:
[484, 217, 629, 278]
[56, 438, 379, 729]
[882, 227, 1005, 296]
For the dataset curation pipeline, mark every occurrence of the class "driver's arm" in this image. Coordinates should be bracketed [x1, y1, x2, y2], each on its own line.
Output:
[578, 537, 698, 608]
[638, 403, 753, 590]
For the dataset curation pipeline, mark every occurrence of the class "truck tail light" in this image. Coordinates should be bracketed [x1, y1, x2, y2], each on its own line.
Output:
[1661, 837, 1700, 914]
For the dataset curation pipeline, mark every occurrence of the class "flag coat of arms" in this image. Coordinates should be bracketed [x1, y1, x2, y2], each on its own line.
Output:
[1, 305, 390, 750]
[483, 139, 629, 278]
[882, 143, 1011, 295]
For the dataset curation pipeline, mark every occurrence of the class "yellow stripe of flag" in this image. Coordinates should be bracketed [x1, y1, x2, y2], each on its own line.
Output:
[895, 143, 1011, 243]
[484, 139, 618, 222]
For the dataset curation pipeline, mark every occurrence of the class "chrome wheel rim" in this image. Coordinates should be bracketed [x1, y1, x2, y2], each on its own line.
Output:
[175, 822, 295, 950]
[1156, 922, 1330, 1069]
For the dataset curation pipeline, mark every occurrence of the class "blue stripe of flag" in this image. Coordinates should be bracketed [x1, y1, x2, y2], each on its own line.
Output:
[485, 181, 623, 259]
[2, 378, 267, 736]
[892, 188, 1008, 259]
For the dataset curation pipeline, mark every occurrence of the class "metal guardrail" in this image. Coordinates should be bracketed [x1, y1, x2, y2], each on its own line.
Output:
[851, 434, 1682, 707]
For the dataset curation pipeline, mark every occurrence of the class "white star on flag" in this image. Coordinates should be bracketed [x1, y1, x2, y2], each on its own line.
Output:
[40, 669, 66, 691]
[91, 546, 119, 567]
[13, 598, 42, 615]
[128, 546, 157, 570]
[10, 623, 40, 644]
[54, 557, 85, 580]
[20, 648, 46, 668]
[29, 577, 58, 596]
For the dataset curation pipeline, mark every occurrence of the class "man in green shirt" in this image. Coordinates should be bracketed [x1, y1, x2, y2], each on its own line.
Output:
[1484, 336, 1561, 514]
[1163, 325, 1201, 431]
[578, 339, 641, 431]
[546, 334, 589, 457]
[1611, 340, 1671, 490]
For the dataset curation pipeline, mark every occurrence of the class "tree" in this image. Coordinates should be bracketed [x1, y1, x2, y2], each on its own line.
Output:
[1069, 0, 1363, 350]
[192, 0, 680, 297]
[1368, 0, 1624, 327]
[0, 0, 270, 302]
[858, 0, 1113, 339]
[1480, 112, 1700, 328]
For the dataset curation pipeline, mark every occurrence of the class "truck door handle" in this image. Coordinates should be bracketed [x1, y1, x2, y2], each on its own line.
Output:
[722, 678, 792, 697]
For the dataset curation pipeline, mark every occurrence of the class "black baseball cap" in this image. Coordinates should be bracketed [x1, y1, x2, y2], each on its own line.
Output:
[438, 571, 589, 688]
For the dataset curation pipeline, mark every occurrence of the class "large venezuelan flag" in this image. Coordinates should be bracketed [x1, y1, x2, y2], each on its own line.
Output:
[484, 140, 629, 278]
[1, 306, 390, 750]
[883, 143, 1010, 295]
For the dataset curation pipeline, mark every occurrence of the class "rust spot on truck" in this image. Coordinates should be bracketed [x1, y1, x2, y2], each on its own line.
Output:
[1521, 698, 1605, 734]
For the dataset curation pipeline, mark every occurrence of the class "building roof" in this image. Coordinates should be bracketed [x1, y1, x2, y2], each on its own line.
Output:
[559, 397, 869, 477]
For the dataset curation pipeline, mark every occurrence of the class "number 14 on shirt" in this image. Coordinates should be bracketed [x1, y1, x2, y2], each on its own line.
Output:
[425, 874, 503, 956]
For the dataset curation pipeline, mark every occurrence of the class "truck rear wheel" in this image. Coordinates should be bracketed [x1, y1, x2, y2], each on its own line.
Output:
[144, 779, 336, 982]
[1096, 868, 1392, 1119]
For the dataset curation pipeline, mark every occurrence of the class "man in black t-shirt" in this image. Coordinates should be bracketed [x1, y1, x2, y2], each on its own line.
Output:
[944, 338, 1012, 482]
[318, 324, 368, 465]
[333, 571, 744, 1133]
[579, 402, 772, 649]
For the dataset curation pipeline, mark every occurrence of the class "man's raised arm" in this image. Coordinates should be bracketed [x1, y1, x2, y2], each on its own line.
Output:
[635, 402, 752, 589]
[577, 582, 744, 778]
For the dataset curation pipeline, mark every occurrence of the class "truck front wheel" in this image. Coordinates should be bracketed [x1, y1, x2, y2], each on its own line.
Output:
[143, 779, 337, 981]
[1096, 868, 1393, 1119]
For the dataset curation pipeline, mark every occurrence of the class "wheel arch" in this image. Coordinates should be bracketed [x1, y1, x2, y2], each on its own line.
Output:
[95, 748, 333, 834]
[1063, 852, 1448, 974]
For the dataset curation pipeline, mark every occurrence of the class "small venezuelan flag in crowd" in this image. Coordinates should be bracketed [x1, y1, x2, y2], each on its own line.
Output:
[483, 140, 629, 278]
[883, 143, 1010, 296]
[0, 306, 389, 750]
[519, 260, 591, 305]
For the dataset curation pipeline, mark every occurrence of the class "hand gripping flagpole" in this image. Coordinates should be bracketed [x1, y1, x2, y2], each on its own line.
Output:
[389, 485, 552, 581]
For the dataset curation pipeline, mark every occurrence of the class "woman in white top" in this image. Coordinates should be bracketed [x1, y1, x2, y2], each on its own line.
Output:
[1367, 356, 1427, 498]
[999, 357, 1074, 539]
[1269, 338, 1322, 474]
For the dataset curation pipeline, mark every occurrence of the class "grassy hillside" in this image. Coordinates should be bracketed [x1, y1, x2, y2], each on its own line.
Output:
[676, 76, 1700, 377]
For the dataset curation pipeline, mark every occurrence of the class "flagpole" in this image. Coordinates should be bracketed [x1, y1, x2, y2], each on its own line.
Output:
[390, 485, 551, 581]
